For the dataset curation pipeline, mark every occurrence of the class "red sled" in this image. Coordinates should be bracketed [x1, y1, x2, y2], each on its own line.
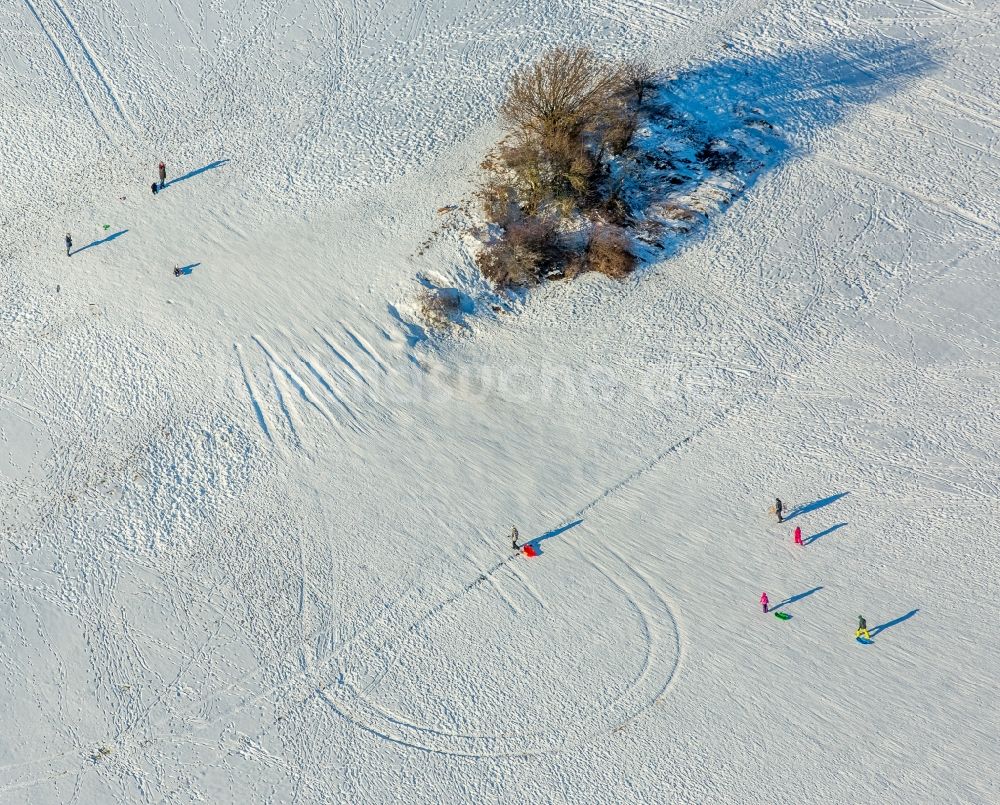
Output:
[521, 544, 539, 558]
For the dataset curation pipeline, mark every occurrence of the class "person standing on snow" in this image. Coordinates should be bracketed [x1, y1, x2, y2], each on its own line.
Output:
[760, 592, 769, 614]
[510, 526, 520, 550]
[856, 616, 871, 640]
[158, 161, 167, 190]
[793, 526, 803, 546]
[65, 233, 72, 256]
[775, 497, 784, 523]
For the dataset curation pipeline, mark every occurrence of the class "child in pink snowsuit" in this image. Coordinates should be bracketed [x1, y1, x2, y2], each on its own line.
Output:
[794, 526, 803, 545]
[760, 592, 769, 613]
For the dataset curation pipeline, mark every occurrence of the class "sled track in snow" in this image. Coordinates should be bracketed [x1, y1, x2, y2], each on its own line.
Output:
[22, 0, 134, 141]
[235, 319, 401, 447]
[321, 542, 683, 757]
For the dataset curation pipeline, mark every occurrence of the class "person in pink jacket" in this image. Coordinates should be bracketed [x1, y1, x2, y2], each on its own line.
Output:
[760, 592, 769, 613]
[793, 526, 803, 545]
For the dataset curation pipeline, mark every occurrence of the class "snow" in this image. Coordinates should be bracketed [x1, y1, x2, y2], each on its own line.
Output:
[2, 0, 999, 802]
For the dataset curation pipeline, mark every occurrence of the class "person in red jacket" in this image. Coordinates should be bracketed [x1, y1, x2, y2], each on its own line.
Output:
[158, 161, 166, 189]
[760, 592, 769, 613]
[793, 526, 803, 546]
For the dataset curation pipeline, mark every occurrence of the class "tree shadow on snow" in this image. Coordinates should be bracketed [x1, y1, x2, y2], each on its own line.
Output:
[630, 40, 935, 260]
[870, 609, 919, 638]
[785, 492, 849, 522]
[73, 229, 128, 255]
[165, 159, 230, 188]
[805, 522, 847, 544]
[524, 519, 584, 556]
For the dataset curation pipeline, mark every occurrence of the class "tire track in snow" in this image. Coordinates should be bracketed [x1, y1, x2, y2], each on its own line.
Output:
[466, 553, 520, 614]
[236, 321, 407, 449]
[263, 349, 302, 447]
[253, 335, 339, 429]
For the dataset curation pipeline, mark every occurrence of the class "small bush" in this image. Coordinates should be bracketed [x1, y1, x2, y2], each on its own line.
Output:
[500, 130, 598, 213]
[476, 216, 562, 287]
[585, 225, 635, 279]
[417, 287, 462, 329]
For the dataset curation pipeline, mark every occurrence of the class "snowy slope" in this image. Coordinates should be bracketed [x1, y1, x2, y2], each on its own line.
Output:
[1, 0, 999, 803]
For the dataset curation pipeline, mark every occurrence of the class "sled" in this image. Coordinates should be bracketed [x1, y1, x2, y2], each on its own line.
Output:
[856, 636, 874, 645]
[773, 611, 792, 620]
[521, 544, 539, 558]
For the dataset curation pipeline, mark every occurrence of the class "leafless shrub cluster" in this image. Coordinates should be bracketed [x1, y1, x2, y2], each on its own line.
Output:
[476, 47, 654, 288]
[475, 216, 562, 287]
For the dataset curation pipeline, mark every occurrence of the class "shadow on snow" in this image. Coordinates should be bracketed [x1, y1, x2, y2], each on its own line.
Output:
[73, 229, 128, 255]
[165, 159, 230, 188]
[786, 492, 849, 522]
[627, 40, 935, 261]
[525, 519, 584, 556]
[871, 609, 919, 637]
[773, 586, 823, 611]
[805, 522, 848, 544]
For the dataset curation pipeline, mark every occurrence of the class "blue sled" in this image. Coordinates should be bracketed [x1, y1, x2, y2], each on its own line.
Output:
[856, 636, 874, 645]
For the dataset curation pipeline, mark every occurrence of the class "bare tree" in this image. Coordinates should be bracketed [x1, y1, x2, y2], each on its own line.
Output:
[622, 59, 658, 106]
[500, 48, 629, 142]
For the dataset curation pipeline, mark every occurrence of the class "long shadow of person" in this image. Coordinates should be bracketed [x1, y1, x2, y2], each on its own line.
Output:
[163, 159, 230, 189]
[523, 519, 584, 556]
[786, 492, 849, 522]
[773, 586, 823, 611]
[805, 522, 847, 544]
[73, 229, 128, 255]
[870, 609, 919, 638]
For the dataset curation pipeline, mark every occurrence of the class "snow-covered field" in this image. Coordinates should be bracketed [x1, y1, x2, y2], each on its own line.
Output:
[2, 0, 999, 802]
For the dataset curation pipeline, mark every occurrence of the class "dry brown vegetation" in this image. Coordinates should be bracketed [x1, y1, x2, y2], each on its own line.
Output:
[417, 286, 463, 329]
[475, 47, 651, 287]
[585, 225, 636, 279]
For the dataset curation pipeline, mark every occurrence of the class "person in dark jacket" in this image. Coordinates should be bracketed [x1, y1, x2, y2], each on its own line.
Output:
[158, 161, 166, 189]
[775, 497, 784, 523]
[65, 233, 72, 256]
